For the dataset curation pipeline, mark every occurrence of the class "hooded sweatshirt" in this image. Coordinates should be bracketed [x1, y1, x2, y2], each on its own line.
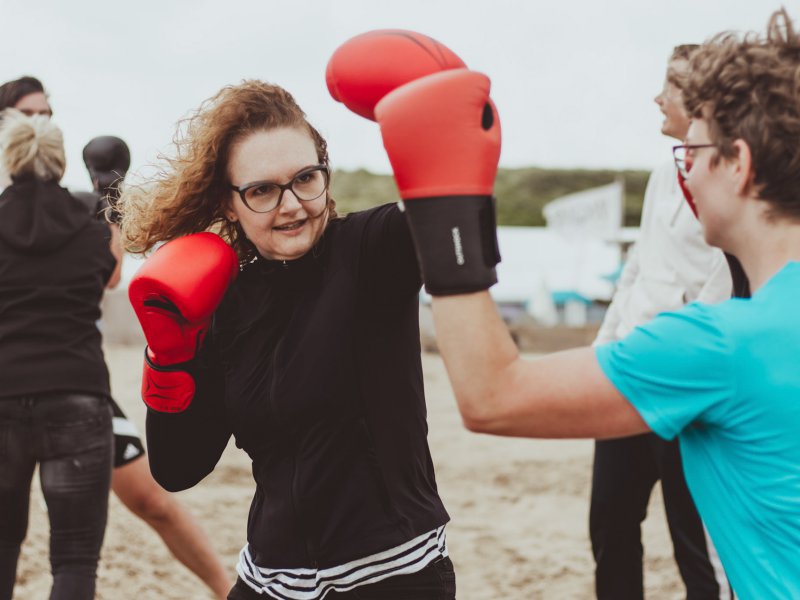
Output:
[0, 176, 115, 399]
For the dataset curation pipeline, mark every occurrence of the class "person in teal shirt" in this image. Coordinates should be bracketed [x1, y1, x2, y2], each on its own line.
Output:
[596, 265, 800, 597]
[380, 7, 800, 599]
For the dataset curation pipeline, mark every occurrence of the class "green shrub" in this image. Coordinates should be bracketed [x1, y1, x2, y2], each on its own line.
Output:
[330, 166, 649, 227]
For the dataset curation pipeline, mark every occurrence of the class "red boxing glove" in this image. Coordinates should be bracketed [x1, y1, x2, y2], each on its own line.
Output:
[326, 29, 466, 121]
[128, 232, 238, 412]
[375, 69, 502, 295]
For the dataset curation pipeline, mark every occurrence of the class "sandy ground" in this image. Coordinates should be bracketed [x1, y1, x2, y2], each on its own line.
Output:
[13, 345, 683, 599]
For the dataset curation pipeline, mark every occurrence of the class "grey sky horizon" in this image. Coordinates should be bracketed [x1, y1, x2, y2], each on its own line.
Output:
[1, 0, 778, 192]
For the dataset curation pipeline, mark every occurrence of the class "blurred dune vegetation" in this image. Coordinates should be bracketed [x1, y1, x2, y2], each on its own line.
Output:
[331, 167, 650, 227]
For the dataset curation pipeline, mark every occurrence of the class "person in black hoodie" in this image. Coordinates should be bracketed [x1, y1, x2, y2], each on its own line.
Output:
[0, 109, 118, 600]
[0, 75, 233, 597]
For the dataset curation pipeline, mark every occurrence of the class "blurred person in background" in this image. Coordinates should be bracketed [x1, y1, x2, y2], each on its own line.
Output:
[78, 135, 233, 600]
[0, 109, 116, 600]
[0, 76, 232, 599]
[589, 45, 731, 600]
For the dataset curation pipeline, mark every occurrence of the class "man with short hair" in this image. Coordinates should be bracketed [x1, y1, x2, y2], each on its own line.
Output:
[589, 45, 731, 599]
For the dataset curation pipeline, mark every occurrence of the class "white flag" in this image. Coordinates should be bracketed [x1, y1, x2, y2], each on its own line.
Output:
[542, 179, 624, 240]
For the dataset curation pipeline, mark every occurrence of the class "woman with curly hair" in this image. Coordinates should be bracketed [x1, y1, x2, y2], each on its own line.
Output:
[120, 80, 454, 600]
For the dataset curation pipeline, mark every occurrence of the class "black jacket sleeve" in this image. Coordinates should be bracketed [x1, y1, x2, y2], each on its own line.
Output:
[145, 337, 231, 491]
[358, 203, 422, 303]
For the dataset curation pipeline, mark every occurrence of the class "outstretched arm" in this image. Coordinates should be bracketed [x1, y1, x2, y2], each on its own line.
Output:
[129, 233, 239, 489]
[432, 292, 648, 439]
[342, 65, 648, 440]
[145, 388, 231, 491]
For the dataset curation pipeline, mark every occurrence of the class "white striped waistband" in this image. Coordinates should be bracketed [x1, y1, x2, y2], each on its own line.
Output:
[236, 525, 448, 600]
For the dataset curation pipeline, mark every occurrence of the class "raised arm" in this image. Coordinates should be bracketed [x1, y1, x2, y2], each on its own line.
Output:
[359, 203, 422, 303]
[129, 233, 239, 489]
[431, 292, 647, 438]
[373, 68, 647, 440]
[145, 341, 232, 491]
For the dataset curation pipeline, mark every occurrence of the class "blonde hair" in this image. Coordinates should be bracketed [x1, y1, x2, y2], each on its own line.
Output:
[119, 80, 335, 260]
[0, 109, 65, 181]
[666, 44, 699, 91]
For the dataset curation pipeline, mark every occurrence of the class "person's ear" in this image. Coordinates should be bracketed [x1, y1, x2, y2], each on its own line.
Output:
[730, 139, 754, 196]
[224, 204, 238, 223]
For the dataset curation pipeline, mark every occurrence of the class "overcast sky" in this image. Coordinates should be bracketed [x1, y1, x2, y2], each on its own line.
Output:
[0, 0, 779, 192]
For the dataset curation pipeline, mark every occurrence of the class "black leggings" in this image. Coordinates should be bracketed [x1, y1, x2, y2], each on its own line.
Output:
[590, 434, 727, 599]
[0, 394, 113, 600]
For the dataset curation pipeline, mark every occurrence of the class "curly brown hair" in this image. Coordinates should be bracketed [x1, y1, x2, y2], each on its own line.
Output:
[119, 80, 336, 260]
[683, 8, 800, 220]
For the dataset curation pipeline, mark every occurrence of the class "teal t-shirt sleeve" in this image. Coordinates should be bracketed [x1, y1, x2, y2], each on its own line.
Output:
[595, 302, 735, 440]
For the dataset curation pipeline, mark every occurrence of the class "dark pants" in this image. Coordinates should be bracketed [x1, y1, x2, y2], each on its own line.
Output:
[228, 556, 456, 599]
[590, 434, 726, 599]
[0, 394, 113, 600]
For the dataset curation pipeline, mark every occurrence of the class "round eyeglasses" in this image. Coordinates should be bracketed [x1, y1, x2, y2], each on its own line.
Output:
[672, 144, 716, 179]
[229, 164, 330, 213]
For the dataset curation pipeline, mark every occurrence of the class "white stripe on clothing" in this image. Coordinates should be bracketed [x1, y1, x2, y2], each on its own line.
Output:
[703, 524, 732, 599]
[112, 416, 140, 437]
[236, 525, 447, 600]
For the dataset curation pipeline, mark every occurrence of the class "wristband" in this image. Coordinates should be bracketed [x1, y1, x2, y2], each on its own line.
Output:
[402, 195, 500, 295]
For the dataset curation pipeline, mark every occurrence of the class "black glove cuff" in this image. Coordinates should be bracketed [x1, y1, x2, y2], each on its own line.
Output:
[402, 195, 501, 296]
[143, 347, 195, 374]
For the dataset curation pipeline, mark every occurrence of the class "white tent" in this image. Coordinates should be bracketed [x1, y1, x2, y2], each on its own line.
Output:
[419, 226, 633, 318]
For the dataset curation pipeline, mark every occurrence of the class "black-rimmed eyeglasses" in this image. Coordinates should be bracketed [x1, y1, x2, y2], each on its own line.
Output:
[229, 164, 330, 213]
[672, 144, 716, 179]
